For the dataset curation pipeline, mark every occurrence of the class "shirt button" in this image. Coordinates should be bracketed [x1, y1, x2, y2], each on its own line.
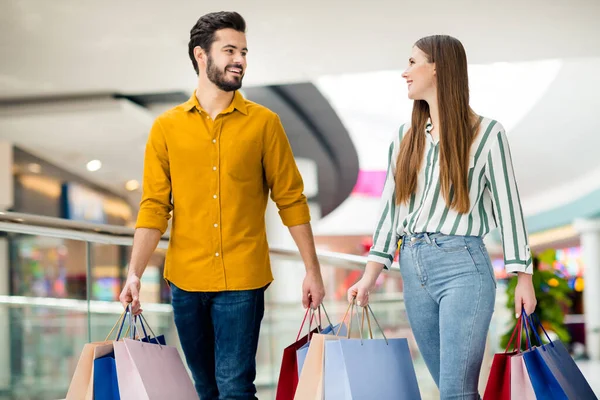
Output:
[213, 223, 218, 228]
[213, 195, 217, 199]
[212, 166, 217, 171]
[215, 252, 219, 257]
[212, 139, 216, 144]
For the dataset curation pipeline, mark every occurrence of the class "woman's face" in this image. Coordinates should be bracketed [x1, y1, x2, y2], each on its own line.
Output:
[402, 46, 436, 101]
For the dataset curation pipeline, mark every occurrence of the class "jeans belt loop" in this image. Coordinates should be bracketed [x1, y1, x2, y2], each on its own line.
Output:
[423, 233, 432, 244]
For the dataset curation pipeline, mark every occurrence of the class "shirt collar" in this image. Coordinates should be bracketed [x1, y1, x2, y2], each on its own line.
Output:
[425, 117, 433, 134]
[183, 90, 248, 116]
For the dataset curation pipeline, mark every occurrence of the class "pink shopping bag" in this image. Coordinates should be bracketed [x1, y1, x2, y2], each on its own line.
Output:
[114, 338, 198, 400]
[510, 354, 536, 400]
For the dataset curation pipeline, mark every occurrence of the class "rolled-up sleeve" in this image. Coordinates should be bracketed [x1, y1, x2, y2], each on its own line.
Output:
[367, 138, 402, 269]
[136, 119, 173, 234]
[485, 125, 533, 275]
[263, 114, 310, 227]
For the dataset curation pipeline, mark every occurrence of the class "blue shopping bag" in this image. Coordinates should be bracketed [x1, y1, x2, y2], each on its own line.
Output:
[518, 310, 566, 399]
[323, 303, 421, 400]
[94, 352, 120, 400]
[324, 337, 421, 400]
[92, 307, 133, 400]
[525, 313, 597, 399]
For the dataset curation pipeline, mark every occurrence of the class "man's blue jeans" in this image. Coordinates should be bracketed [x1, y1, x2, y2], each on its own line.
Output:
[170, 283, 265, 400]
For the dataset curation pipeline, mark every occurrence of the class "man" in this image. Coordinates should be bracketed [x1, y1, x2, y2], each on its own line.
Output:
[119, 11, 326, 399]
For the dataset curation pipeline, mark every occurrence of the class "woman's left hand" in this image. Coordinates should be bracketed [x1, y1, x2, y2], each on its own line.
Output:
[515, 272, 537, 318]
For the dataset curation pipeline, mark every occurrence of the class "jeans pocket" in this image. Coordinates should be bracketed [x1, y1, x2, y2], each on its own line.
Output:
[479, 245, 497, 288]
[431, 236, 469, 253]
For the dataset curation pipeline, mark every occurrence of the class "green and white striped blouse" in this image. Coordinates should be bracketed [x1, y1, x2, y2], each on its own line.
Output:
[368, 117, 533, 275]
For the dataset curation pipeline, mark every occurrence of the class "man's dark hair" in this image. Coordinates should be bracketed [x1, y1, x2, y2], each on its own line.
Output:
[188, 12, 247, 75]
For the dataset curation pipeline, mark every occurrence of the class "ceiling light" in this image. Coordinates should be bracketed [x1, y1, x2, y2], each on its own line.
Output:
[125, 180, 140, 191]
[27, 163, 41, 173]
[86, 160, 102, 172]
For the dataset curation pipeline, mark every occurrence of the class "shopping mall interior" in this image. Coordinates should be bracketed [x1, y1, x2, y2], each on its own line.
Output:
[1, 0, 600, 398]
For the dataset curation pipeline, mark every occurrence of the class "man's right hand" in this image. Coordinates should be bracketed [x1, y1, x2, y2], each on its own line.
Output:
[119, 275, 142, 315]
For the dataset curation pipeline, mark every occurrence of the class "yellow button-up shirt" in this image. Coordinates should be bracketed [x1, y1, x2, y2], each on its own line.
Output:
[136, 90, 311, 292]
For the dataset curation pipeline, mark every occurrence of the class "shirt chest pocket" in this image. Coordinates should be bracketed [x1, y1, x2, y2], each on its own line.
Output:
[223, 139, 263, 181]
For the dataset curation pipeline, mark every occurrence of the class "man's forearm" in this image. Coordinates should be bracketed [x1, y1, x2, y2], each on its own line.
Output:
[127, 228, 162, 279]
[288, 223, 321, 275]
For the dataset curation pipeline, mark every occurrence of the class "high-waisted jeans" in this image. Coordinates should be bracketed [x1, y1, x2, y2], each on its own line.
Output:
[400, 232, 496, 399]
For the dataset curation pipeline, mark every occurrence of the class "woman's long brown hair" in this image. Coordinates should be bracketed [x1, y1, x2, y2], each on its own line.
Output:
[395, 35, 479, 214]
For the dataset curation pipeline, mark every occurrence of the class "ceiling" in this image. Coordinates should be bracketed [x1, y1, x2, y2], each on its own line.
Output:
[0, 0, 599, 232]
[1, 0, 599, 98]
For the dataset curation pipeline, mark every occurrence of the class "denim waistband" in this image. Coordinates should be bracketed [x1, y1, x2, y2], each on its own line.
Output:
[401, 232, 483, 247]
[402, 232, 446, 242]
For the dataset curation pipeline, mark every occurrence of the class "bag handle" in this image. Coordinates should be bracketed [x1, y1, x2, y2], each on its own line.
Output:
[361, 307, 374, 340]
[527, 313, 554, 351]
[296, 308, 313, 342]
[337, 298, 389, 345]
[295, 304, 333, 342]
[105, 306, 129, 342]
[522, 309, 533, 350]
[361, 305, 389, 345]
[126, 308, 163, 349]
[318, 304, 334, 333]
[504, 313, 524, 353]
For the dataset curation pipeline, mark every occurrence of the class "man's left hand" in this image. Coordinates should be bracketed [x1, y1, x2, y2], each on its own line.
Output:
[302, 271, 325, 309]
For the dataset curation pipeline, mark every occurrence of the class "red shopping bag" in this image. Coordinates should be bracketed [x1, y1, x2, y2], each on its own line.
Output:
[483, 314, 527, 400]
[275, 308, 323, 400]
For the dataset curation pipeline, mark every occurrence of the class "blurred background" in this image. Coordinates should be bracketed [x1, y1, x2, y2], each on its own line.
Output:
[0, 0, 599, 398]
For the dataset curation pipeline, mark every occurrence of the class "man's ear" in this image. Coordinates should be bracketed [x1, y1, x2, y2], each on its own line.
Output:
[194, 46, 206, 67]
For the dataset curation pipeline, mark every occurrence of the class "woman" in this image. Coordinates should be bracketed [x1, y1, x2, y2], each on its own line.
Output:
[348, 35, 537, 399]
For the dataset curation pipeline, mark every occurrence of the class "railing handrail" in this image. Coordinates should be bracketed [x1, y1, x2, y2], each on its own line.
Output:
[0, 211, 401, 275]
[0, 293, 404, 313]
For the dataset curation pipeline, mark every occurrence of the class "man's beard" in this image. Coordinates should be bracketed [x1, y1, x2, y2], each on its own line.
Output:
[206, 54, 243, 92]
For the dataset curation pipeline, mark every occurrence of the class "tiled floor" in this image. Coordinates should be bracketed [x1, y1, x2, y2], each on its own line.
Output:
[577, 360, 600, 395]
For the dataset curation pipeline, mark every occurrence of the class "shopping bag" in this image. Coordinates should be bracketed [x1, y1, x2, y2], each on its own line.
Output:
[296, 322, 347, 376]
[294, 333, 339, 400]
[523, 346, 567, 399]
[114, 313, 198, 400]
[537, 339, 598, 399]
[92, 312, 165, 400]
[483, 313, 528, 400]
[93, 350, 120, 400]
[509, 354, 536, 400]
[525, 313, 597, 399]
[114, 339, 198, 400]
[276, 306, 331, 400]
[322, 304, 421, 400]
[66, 308, 131, 400]
[294, 303, 357, 400]
[66, 342, 109, 400]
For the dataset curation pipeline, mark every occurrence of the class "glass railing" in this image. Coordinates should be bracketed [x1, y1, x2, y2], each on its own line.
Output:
[0, 211, 502, 399]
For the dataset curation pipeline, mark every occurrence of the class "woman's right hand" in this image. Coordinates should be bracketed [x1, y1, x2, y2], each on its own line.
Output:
[347, 277, 375, 307]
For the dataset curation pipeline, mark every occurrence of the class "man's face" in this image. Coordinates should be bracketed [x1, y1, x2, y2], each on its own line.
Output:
[205, 28, 248, 92]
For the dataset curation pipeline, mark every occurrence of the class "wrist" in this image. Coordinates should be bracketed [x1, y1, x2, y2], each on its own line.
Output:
[517, 272, 532, 281]
[362, 272, 378, 287]
[305, 264, 322, 277]
[127, 271, 141, 280]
